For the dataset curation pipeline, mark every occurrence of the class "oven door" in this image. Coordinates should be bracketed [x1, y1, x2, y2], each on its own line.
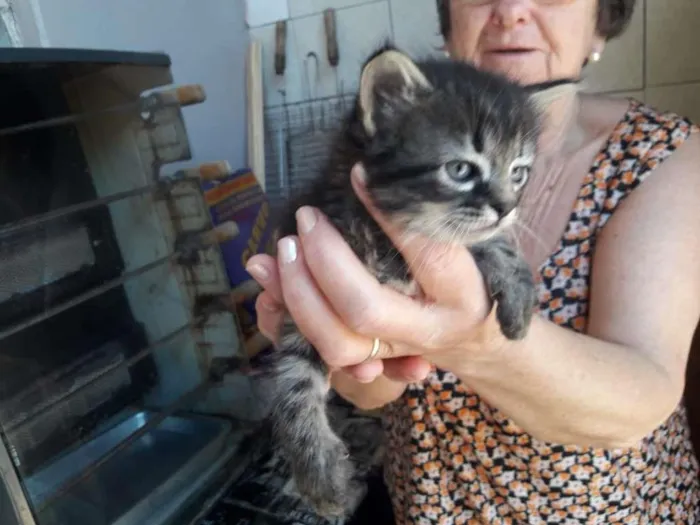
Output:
[0, 48, 253, 525]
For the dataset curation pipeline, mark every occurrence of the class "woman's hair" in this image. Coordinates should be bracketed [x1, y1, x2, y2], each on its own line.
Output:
[436, 0, 636, 42]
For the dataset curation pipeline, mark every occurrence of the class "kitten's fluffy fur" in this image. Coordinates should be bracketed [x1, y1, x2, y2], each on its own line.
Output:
[259, 44, 573, 517]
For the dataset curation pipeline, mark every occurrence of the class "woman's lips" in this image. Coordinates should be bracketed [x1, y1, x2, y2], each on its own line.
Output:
[486, 48, 537, 55]
[482, 49, 539, 63]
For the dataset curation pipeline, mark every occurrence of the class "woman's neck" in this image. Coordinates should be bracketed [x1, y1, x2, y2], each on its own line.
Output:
[537, 92, 585, 158]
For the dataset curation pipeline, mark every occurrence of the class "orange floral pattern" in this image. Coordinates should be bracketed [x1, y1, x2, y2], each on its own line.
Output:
[382, 100, 700, 523]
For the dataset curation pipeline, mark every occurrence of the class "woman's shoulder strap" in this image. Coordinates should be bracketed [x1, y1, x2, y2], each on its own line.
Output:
[596, 99, 698, 225]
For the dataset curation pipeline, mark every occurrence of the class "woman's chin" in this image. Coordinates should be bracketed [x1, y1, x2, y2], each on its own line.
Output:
[479, 55, 552, 87]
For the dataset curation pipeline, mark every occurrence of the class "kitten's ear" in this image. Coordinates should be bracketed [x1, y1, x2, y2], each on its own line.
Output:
[527, 82, 580, 113]
[359, 49, 432, 136]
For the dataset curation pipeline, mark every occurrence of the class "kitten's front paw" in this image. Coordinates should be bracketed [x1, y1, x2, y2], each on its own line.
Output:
[471, 237, 537, 341]
[494, 267, 536, 340]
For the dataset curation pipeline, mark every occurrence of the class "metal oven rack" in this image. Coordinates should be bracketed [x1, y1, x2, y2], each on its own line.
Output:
[0, 49, 251, 525]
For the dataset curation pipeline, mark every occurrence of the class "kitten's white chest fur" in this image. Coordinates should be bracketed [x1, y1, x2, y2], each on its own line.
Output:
[385, 277, 421, 298]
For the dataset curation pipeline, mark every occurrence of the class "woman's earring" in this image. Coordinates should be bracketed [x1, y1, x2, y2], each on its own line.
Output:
[590, 51, 602, 63]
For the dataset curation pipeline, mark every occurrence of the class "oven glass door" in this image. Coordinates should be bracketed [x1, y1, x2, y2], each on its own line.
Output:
[0, 51, 246, 525]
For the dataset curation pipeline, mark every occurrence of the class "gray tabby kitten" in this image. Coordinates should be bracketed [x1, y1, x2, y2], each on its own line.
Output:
[260, 44, 571, 517]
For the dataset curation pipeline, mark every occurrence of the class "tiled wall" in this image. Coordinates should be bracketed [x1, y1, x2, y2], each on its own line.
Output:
[587, 0, 700, 123]
[248, 0, 700, 122]
[248, 0, 443, 108]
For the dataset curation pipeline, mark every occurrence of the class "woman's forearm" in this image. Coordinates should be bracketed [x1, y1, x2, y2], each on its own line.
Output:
[454, 315, 682, 448]
[331, 370, 407, 410]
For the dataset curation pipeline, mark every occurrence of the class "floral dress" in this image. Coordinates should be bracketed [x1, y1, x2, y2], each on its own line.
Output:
[382, 99, 700, 524]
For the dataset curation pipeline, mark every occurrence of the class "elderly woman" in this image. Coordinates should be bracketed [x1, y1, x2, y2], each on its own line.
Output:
[246, 0, 700, 522]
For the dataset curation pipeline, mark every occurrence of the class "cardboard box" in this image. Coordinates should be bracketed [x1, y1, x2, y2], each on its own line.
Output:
[202, 168, 277, 356]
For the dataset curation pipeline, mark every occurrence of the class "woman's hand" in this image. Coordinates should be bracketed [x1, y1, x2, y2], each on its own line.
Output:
[248, 256, 435, 385]
[246, 163, 503, 384]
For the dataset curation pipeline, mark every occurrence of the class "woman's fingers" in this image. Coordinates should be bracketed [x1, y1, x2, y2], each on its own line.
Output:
[246, 253, 283, 302]
[382, 356, 433, 383]
[293, 207, 461, 350]
[254, 288, 384, 383]
[254, 290, 284, 342]
[345, 355, 432, 385]
[343, 360, 385, 383]
[276, 236, 415, 367]
[248, 248, 392, 372]
[248, 238, 433, 383]
[248, 255, 285, 342]
[250, 251, 383, 379]
[342, 355, 432, 385]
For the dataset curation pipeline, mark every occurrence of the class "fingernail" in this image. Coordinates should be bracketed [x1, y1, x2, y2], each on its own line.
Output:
[296, 206, 317, 234]
[246, 263, 269, 282]
[278, 237, 297, 264]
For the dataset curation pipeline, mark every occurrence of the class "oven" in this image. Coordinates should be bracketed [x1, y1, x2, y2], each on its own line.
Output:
[0, 47, 258, 525]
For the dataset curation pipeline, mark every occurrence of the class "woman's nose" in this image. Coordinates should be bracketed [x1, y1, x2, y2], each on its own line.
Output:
[489, 0, 533, 29]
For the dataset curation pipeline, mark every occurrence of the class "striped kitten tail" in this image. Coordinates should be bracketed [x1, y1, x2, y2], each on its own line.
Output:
[262, 315, 357, 517]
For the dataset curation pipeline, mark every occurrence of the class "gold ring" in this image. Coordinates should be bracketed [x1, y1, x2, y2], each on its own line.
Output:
[364, 338, 382, 362]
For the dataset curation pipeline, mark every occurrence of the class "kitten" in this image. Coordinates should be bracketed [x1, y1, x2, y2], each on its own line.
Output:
[259, 44, 573, 517]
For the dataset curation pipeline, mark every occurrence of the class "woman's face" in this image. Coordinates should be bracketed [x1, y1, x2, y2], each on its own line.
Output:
[445, 0, 604, 85]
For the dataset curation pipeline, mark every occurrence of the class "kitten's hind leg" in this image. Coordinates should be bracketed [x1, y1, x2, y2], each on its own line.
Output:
[259, 317, 357, 517]
[470, 236, 537, 340]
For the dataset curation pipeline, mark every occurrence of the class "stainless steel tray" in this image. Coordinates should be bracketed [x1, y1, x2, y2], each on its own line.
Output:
[24, 409, 232, 525]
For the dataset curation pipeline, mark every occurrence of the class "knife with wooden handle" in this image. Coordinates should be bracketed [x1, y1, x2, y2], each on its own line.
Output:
[324, 8, 339, 67]
[274, 20, 287, 75]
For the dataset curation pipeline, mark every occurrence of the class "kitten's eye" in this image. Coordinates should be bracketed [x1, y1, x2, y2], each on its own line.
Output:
[511, 166, 530, 187]
[445, 161, 478, 182]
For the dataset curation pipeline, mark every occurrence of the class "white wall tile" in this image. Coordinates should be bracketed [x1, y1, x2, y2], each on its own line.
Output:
[646, 0, 700, 86]
[645, 84, 700, 123]
[290, 12, 336, 100]
[581, 0, 644, 94]
[253, 1, 391, 106]
[289, 0, 379, 19]
[246, 0, 290, 27]
[389, 0, 443, 57]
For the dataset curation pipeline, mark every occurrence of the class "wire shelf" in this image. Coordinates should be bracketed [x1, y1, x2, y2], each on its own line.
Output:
[263, 93, 356, 206]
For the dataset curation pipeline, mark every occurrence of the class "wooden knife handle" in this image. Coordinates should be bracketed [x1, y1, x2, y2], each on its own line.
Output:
[174, 84, 207, 105]
[274, 21, 287, 75]
[151, 84, 207, 107]
[324, 9, 339, 67]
